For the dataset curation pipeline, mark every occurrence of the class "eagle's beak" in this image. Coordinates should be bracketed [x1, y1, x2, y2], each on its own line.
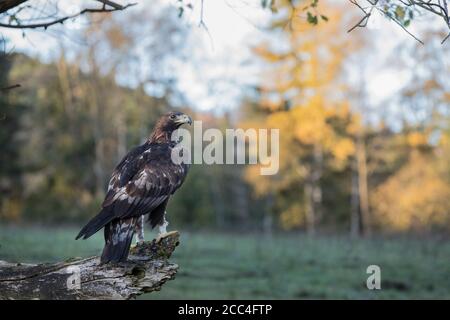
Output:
[176, 114, 192, 125]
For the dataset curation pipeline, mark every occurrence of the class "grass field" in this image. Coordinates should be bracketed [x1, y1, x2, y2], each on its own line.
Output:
[1, 224, 449, 299]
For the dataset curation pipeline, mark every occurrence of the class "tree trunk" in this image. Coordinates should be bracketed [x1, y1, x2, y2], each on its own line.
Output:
[356, 134, 371, 236]
[263, 194, 274, 236]
[0, 232, 180, 300]
[350, 160, 360, 237]
[116, 108, 127, 162]
[304, 144, 323, 236]
[85, 56, 107, 196]
[56, 49, 77, 136]
[208, 167, 226, 228]
[312, 143, 323, 226]
[233, 167, 250, 226]
[304, 182, 315, 236]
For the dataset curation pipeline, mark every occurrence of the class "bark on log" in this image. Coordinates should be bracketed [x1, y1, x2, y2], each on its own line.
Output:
[0, 231, 180, 300]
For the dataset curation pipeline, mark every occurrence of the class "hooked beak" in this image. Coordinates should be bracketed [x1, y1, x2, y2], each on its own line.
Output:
[175, 114, 192, 126]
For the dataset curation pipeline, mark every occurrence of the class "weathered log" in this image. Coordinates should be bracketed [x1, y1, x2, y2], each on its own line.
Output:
[0, 231, 180, 300]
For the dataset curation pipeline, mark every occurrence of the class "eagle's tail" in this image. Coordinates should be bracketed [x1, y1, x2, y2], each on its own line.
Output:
[100, 217, 137, 264]
[75, 207, 114, 240]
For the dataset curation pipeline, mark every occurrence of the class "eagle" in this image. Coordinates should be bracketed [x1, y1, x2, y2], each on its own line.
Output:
[76, 111, 192, 263]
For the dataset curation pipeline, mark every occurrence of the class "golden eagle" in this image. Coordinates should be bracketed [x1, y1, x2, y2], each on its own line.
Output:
[76, 111, 192, 263]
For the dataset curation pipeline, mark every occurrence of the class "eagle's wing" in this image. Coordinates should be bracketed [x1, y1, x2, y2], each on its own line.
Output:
[102, 143, 188, 218]
[97, 143, 188, 263]
[75, 143, 188, 241]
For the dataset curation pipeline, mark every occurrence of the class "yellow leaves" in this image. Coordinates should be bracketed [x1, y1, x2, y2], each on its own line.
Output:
[443, 92, 450, 102]
[290, 98, 357, 161]
[240, 119, 266, 131]
[280, 203, 304, 230]
[423, 79, 439, 92]
[331, 138, 355, 162]
[346, 113, 362, 135]
[253, 95, 358, 174]
[244, 165, 271, 197]
[439, 132, 450, 147]
[105, 24, 131, 50]
[407, 132, 428, 148]
[260, 98, 283, 112]
[255, 4, 350, 105]
[0, 198, 22, 222]
[267, 111, 293, 132]
[395, 6, 406, 20]
[329, 138, 355, 170]
[292, 97, 329, 145]
[245, 1, 362, 231]
[372, 153, 450, 231]
[252, 44, 285, 63]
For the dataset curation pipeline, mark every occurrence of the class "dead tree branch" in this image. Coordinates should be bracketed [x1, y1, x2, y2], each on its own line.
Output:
[0, 0, 136, 29]
[0, 231, 180, 300]
[0, 84, 20, 91]
[0, 2, 136, 29]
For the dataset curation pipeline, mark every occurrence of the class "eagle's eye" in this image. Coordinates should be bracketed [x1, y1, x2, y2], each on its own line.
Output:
[170, 114, 176, 120]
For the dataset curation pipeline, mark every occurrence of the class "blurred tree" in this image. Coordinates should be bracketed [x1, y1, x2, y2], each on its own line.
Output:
[245, 2, 359, 234]
[0, 43, 28, 221]
[1, 53, 168, 222]
[372, 150, 450, 232]
[369, 29, 450, 232]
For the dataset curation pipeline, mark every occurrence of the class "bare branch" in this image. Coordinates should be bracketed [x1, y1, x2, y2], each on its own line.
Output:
[96, 0, 124, 10]
[376, 7, 424, 44]
[348, 0, 374, 32]
[198, 0, 214, 49]
[348, 0, 450, 43]
[0, 3, 136, 29]
[0, 84, 21, 91]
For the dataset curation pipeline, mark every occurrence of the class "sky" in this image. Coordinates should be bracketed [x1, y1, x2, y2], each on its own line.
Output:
[0, 0, 445, 118]
[1, 0, 272, 112]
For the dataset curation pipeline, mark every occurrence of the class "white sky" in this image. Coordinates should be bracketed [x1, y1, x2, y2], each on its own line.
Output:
[1, 0, 446, 119]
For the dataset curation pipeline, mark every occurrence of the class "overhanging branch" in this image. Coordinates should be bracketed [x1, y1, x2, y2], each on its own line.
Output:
[0, 2, 136, 29]
[0, 84, 21, 91]
[348, 0, 450, 43]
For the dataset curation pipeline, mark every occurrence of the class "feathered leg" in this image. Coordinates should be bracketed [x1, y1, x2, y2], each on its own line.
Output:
[135, 215, 145, 244]
[148, 199, 170, 243]
[158, 212, 169, 235]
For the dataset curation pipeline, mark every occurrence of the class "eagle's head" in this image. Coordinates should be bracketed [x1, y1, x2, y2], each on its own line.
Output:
[160, 111, 192, 130]
[150, 111, 192, 143]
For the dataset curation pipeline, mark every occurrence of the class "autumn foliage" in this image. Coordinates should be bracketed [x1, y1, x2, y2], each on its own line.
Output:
[1, 1, 450, 235]
[243, 1, 450, 234]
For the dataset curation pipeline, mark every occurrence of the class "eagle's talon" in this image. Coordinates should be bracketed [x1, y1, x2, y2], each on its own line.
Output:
[131, 241, 144, 249]
[156, 234, 165, 244]
[156, 230, 178, 243]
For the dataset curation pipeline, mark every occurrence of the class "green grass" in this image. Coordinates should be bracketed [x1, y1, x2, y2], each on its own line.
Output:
[1, 225, 449, 299]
